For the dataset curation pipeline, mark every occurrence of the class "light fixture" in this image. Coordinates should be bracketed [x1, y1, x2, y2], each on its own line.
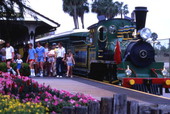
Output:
[162, 67, 168, 77]
[109, 25, 117, 34]
[165, 80, 170, 86]
[125, 65, 132, 77]
[151, 32, 158, 41]
[139, 28, 152, 41]
[129, 79, 135, 85]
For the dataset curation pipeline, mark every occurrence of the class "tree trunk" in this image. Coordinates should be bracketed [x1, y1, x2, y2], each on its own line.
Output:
[80, 14, 84, 29]
[73, 16, 77, 29]
[73, 6, 79, 29]
[76, 14, 79, 29]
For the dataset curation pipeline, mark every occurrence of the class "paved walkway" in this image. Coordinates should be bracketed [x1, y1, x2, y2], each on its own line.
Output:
[34, 78, 116, 100]
[33, 77, 170, 105]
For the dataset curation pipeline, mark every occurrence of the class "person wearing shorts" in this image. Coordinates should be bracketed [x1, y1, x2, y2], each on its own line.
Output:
[66, 51, 75, 78]
[16, 54, 23, 76]
[27, 43, 36, 77]
[5, 42, 16, 75]
[35, 42, 45, 77]
[48, 46, 56, 76]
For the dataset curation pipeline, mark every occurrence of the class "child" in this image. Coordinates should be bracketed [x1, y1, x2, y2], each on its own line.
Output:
[48, 46, 56, 76]
[26, 43, 36, 77]
[16, 54, 23, 76]
[66, 52, 75, 78]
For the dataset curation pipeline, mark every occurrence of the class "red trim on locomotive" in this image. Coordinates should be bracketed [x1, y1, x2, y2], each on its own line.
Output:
[122, 78, 170, 88]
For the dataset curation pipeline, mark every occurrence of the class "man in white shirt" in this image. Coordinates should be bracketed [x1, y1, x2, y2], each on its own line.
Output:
[5, 42, 16, 75]
[56, 42, 65, 77]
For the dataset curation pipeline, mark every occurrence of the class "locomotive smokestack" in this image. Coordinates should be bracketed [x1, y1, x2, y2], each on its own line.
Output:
[134, 7, 148, 31]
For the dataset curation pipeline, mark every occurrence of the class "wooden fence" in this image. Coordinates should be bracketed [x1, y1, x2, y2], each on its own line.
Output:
[62, 94, 170, 114]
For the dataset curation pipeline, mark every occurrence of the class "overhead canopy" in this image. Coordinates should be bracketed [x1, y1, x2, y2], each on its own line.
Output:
[0, 4, 60, 44]
[0, 20, 57, 44]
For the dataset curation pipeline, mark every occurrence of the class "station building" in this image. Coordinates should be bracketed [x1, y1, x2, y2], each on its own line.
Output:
[0, 5, 60, 46]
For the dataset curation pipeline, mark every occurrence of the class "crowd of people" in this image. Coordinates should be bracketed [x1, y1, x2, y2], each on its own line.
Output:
[0, 42, 75, 78]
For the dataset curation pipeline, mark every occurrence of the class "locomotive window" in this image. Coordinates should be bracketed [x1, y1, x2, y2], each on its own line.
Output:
[97, 26, 107, 42]
[109, 25, 117, 34]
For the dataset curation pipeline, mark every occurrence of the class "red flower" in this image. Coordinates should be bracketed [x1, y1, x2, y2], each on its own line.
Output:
[19, 85, 24, 93]
[27, 80, 30, 86]
[12, 82, 15, 88]
[33, 83, 37, 88]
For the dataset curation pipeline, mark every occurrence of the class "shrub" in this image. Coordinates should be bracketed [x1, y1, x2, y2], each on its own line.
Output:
[0, 62, 30, 76]
[0, 63, 7, 72]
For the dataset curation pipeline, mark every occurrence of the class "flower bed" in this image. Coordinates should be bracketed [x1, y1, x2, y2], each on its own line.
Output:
[0, 71, 97, 113]
[0, 94, 47, 113]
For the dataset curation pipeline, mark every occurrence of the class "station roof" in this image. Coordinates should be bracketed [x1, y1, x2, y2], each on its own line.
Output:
[36, 29, 89, 43]
[0, 4, 60, 44]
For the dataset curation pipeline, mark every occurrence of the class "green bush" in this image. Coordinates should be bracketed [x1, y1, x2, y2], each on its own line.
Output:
[0, 62, 30, 76]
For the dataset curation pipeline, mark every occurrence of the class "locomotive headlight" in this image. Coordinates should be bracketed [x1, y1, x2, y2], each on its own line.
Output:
[165, 80, 170, 86]
[139, 28, 152, 40]
[129, 79, 135, 85]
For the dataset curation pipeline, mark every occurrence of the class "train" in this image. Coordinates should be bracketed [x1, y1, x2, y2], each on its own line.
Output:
[36, 7, 170, 95]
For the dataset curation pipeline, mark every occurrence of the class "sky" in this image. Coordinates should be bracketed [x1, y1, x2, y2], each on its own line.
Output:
[28, 0, 170, 39]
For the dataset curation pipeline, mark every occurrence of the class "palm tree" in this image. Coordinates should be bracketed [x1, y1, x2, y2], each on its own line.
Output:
[92, 0, 129, 19]
[77, 2, 89, 29]
[0, 0, 26, 19]
[91, 0, 118, 19]
[62, 0, 88, 29]
[116, 2, 129, 19]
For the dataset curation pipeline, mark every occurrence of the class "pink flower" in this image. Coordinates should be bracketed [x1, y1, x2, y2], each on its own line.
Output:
[51, 111, 57, 114]
[53, 100, 58, 106]
[69, 99, 76, 104]
[53, 95, 57, 100]
[75, 103, 80, 107]
[26, 94, 29, 97]
[44, 98, 49, 102]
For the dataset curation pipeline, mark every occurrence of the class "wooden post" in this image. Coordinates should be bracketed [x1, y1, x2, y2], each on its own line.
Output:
[113, 94, 127, 114]
[88, 101, 100, 114]
[150, 107, 159, 114]
[75, 106, 88, 114]
[138, 105, 151, 114]
[127, 100, 139, 114]
[62, 107, 75, 114]
[100, 97, 113, 114]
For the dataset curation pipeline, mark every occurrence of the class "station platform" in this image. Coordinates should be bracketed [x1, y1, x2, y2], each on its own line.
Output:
[33, 76, 170, 105]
